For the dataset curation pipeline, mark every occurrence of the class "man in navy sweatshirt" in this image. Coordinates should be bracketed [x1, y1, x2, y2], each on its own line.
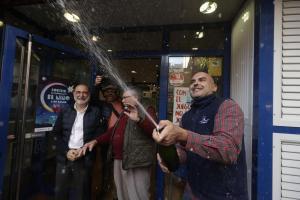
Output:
[153, 71, 248, 200]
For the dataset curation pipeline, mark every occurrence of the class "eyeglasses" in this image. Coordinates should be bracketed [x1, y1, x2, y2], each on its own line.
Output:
[122, 95, 132, 99]
[74, 91, 89, 95]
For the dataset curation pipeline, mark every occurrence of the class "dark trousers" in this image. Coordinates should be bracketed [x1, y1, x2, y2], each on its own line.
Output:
[55, 159, 92, 200]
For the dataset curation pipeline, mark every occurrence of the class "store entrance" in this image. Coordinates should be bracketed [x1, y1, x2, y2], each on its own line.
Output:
[0, 25, 90, 200]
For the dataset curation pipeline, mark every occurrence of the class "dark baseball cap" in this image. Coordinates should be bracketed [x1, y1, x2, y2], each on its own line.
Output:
[102, 84, 118, 91]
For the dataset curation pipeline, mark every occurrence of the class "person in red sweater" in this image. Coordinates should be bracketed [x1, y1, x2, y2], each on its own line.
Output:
[79, 86, 156, 200]
[91, 75, 123, 199]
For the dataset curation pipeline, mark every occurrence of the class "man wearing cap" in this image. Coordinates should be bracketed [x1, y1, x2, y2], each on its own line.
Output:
[91, 75, 123, 198]
[153, 71, 248, 200]
[94, 75, 123, 128]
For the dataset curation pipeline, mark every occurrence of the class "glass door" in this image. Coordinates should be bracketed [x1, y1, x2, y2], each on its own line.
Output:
[0, 25, 90, 200]
[2, 37, 40, 200]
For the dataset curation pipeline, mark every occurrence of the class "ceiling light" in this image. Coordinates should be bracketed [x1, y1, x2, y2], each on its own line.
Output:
[242, 11, 249, 22]
[92, 35, 99, 42]
[198, 32, 204, 38]
[64, 12, 80, 23]
[200, 1, 217, 14]
[107, 49, 112, 52]
[195, 31, 204, 39]
[192, 47, 199, 51]
[131, 70, 137, 74]
[0, 20, 4, 27]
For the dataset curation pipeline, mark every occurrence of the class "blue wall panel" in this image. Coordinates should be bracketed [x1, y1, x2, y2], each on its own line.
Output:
[254, 0, 274, 199]
[0, 26, 18, 194]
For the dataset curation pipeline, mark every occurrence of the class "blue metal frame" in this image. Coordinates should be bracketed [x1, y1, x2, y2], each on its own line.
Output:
[157, 55, 169, 200]
[253, 1, 300, 199]
[253, 0, 274, 199]
[0, 26, 19, 194]
[0, 25, 86, 194]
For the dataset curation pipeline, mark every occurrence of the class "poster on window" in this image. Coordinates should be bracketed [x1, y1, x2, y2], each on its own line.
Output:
[169, 68, 185, 86]
[172, 87, 192, 125]
[34, 77, 73, 132]
[208, 57, 222, 77]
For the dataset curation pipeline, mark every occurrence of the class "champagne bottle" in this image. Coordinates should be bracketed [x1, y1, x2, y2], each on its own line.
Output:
[156, 127, 179, 172]
[158, 144, 180, 172]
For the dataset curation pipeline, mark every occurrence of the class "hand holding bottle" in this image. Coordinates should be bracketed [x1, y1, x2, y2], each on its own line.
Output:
[152, 120, 188, 146]
[153, 122, 184, 172]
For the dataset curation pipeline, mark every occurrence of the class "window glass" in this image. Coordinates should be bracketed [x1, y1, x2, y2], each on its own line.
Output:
[169, 28, 224, 51]
[110, 58, 160, 111]
[111, 58, 160, 84]
[52, 59, 91, 85]
[101, 31, 162, 51]
[167, 56, 223, 123]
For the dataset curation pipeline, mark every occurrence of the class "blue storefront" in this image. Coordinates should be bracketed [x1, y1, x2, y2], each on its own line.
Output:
[0, 0, 300, 199]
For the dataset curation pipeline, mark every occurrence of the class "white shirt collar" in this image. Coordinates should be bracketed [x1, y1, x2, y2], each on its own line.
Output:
[74, 103, 88, 113]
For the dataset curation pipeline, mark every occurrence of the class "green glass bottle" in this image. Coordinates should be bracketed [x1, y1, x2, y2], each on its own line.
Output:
[158, 144, 180, 172]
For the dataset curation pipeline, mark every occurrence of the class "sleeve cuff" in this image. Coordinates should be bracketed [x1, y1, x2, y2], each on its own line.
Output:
[182, 130, 196, 151]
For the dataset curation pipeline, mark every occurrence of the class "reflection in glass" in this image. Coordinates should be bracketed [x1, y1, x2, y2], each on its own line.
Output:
[170, 28, 224, 51]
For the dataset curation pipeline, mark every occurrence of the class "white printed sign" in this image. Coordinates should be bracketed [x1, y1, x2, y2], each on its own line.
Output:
[172, 87, 192, 125]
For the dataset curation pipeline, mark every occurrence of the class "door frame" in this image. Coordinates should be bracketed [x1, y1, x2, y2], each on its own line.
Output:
[0, 24, 85, 193]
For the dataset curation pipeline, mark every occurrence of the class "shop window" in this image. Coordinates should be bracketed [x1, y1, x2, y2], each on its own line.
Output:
[52, 59, 91, 85]
[167, 56, 223, 123]
[111, 58, 160, 109]
[169, 28, 224, 51]
[101, 31, 162, 51]
[112, 58, 160, 84]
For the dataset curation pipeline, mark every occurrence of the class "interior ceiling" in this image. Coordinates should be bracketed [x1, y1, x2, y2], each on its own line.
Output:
[2, 0, 245, 33]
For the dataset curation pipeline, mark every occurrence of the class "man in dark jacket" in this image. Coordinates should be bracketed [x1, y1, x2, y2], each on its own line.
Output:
[153, 71, 248, 200]
[80, 86, 156, 200]
[52, 83, 107, 200]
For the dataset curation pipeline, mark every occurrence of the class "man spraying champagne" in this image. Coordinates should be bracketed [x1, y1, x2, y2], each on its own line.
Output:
[153, 71, 248, 200]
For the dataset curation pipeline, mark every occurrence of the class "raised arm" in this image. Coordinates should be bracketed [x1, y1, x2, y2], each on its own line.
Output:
[153, 100, 244, 164]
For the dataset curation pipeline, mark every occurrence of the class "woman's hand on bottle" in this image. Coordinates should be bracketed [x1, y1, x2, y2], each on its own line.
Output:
[157, 153, 170, 173]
